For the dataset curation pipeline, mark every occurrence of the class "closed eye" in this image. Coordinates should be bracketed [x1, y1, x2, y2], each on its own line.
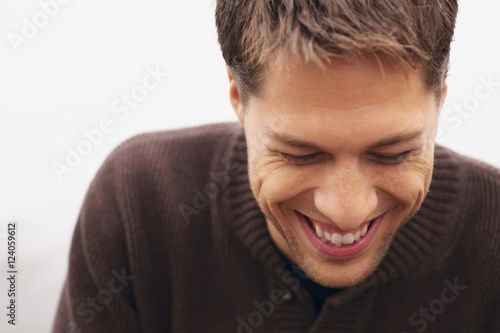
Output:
[279, 151, 412, 166]
[278, 152, 322, 165]
[371, 151, 412, 164]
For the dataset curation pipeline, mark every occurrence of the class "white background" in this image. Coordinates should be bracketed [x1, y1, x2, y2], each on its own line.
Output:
[0, 0, 499, 332]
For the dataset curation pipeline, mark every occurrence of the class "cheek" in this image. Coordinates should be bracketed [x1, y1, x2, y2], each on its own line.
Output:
[249, 158, 314, 215]
[252, 162, 304, 201]
[376, 159, 433, 205]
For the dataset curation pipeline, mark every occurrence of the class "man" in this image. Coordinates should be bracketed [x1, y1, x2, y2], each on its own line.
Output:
[53, 1, 500, 332]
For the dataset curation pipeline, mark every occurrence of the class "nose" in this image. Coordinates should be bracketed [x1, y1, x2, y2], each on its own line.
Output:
[314, 160, 378, 231]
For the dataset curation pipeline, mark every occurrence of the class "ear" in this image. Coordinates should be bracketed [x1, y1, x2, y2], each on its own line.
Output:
[227, 65, 245, 127]
[440, 79, 448, 108]
[439, 61, 450, 109]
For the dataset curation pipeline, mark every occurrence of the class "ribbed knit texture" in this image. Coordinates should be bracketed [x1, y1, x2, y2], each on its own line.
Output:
[53, 122, 500, 333]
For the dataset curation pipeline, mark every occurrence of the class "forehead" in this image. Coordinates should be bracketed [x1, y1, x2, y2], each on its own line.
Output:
[249, 55, 436, 150]
[260, 54, 427, 110]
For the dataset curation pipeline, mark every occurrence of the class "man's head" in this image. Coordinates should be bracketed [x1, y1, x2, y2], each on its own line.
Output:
[216, 0, 458, 288]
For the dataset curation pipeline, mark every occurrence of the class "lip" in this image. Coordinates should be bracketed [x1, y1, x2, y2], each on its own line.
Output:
[310, 217, 371, 236]
[296, 211, 385, 259]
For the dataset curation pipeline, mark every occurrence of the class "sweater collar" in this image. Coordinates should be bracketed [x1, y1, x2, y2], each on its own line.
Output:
[217, 124, 466, 300]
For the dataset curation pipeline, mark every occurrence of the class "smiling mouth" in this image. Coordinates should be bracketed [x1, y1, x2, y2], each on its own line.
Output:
[295, 210, 385, 259]
[303, 215, 375, 247]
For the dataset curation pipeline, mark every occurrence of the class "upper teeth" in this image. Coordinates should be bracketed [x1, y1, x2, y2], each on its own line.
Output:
[315, 223, 368, 246]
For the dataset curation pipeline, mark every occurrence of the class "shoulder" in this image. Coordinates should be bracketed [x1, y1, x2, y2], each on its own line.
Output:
[437, 145, 500, 198]
[77, 121, 244, 255]
[94, 122, 243, 188]
[455, 148, 500, 232]
[83, 122, 245, 233]
[436, 145, 500, 261]
[436, 145, 500, 219]
[105, 122, 242, 169]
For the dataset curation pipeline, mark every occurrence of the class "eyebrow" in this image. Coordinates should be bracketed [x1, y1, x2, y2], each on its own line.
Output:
[367, 129, 425, 150]
[263, 127, 425, 151]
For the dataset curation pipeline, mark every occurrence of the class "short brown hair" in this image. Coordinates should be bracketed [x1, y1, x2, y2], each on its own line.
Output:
[215, 0, 458, 104]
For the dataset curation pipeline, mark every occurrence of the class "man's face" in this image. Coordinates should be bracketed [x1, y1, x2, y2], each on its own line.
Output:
[228, 55, 445, 288]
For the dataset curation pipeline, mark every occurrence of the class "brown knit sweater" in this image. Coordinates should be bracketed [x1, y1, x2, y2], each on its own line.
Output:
[53, 122, 500, 333]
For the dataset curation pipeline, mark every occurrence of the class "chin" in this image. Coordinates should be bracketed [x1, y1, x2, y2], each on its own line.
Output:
[295, 235, 393, 288]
